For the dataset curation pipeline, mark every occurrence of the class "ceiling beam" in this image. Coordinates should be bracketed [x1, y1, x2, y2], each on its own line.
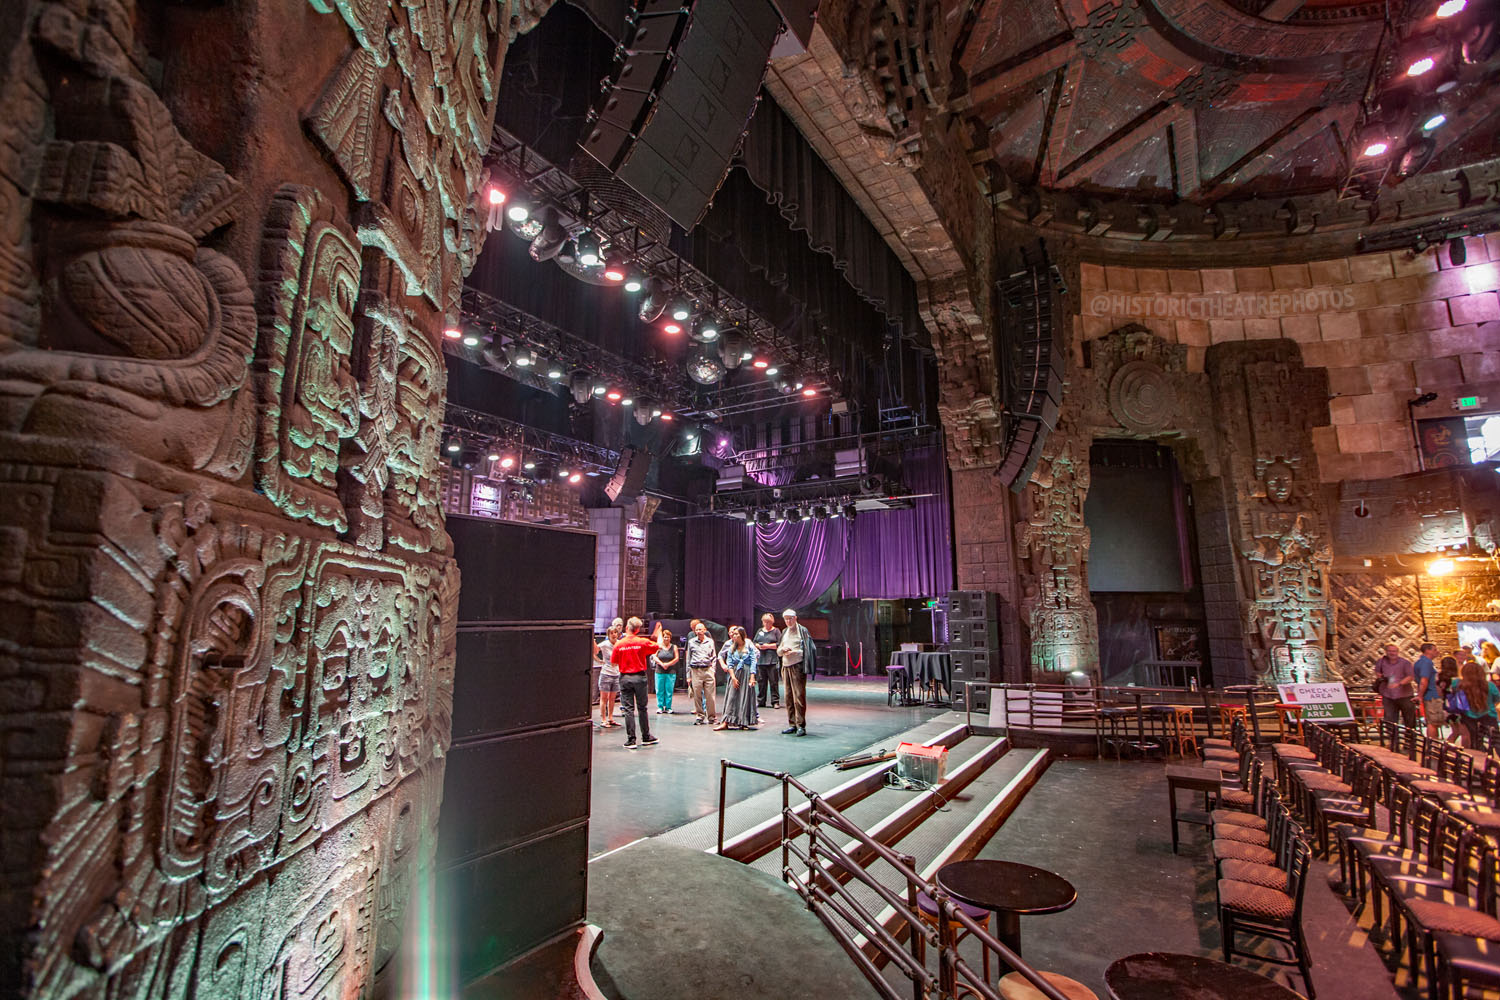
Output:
[959, 34, 1078, 116]
[1055, 103, 1178, 187]
[956, 0, 1006, 73]
[1039, 59, 1086, 186]
[1201, 105, 1349, 198]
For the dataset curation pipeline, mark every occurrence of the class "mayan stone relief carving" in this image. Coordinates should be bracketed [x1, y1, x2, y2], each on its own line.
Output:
[0, 0, 530, 995]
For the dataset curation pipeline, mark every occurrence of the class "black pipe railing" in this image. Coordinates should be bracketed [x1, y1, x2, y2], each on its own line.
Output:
[718, 759, 1070, 1000]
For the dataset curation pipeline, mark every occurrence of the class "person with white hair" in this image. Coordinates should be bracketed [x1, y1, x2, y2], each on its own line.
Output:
[777, 608, 817, 736]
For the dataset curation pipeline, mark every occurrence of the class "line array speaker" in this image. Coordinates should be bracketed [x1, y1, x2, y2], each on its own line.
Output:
[996, 263, 1066, 490]
[605, 445, 652, 504]
[580, 0, 784, 228]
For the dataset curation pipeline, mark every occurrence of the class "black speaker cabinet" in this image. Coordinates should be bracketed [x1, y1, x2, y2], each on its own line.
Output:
[605, 446, 651, 504]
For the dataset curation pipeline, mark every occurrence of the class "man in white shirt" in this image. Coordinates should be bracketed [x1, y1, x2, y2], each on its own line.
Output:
[684, 619, 718, 725]
[777, 609, 816, 736]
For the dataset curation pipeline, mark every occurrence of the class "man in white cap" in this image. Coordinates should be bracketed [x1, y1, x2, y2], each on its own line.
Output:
[777, 608, 817, 736]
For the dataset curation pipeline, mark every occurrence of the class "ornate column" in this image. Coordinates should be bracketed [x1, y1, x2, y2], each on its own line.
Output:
[0, 0, 546, 996]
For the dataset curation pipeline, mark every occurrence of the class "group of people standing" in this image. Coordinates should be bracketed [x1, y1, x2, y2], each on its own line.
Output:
[593, 609, 817, 749]
[1375, 640, 1500, 747]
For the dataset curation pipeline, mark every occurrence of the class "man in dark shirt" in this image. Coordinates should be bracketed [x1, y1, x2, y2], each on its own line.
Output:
[1376, 642, 1417, 729]
[1414, 641, 1440, 737]
[611, 617, 660, 749]
[753, 612, 782, 709]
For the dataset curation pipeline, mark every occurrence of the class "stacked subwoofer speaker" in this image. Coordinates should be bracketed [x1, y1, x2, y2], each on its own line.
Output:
[944, 591, 1000, 711]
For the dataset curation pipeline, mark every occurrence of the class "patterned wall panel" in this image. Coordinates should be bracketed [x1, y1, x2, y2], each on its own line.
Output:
[1330, 573, 1424, 683]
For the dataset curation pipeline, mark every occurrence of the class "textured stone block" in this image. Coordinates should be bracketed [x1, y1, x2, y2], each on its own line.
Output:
[1168, 269, 1203, 293]
[1449, 292, 1500, 326]
[1413, 355, 1466, 387]
[1336, 423, 1383, 453]
[1271, 263, 1311, 289]
[1327, 367, 1372, 397]
[1201, 268, 1236, 294]
[1349, 252, 1395, 283]
[1367, 361, 1416, 393]
[1319, 311, 1362, 341]
[1280, 315, 1321, 343]
[1309, 258, 1352, 286]
[1235, 267, 1273, 291]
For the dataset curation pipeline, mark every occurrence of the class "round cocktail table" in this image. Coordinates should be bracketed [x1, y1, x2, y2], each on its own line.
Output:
[936, 860, 1076, 965]
[1104, 952, 1307, 1000]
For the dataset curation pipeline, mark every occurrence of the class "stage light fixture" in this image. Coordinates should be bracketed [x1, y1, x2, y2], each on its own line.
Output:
[623, 274, 643, 292]
[486, 187, 505, 206]
[487, 449, 501, 463]
[638, 279, 667, 322]
[663, 322, 682, 335]
[755, 509, 772, 526]
[691, 316, 720, 343]
[668, 295, 692, 322]
[719, 330, 746, 368]
[1437, 0, 1466, 15]
[523, 460, 536, 471]
[764, 365, 780, 377]
[752, 358, 770, 370]
[546, 363, 564, 380]
[569, 371, 591, 404]
[529, 209, 567, 262]
[461, 332, 481, 347]
[445, 438, 461, 454]
[499, 455, 516, 470]
[687, 352, 725, 385]
[718, 436, 729, 449]
[603, 267, 626, 282]
[569, 472, 582, 484]
[591, 378, 608, 398]
[659, 412, 674, 422]
[557, 468, 570, 479]
[575, 231, 602, 267]
[606, 388, 623, 401]
[1423, 113, 1448, 130]
[1407, 55, 1436, 76]
[1429, 557, 1456, 576]
[842, 503, 858, 520]
[1362, 140, 1391, 157]
[513, 348, 535, 368]
[812, 505, 828, 520]
[803, 387, 818, 397]
[786, 506, 802, 523]
[505, 199, 531, 223]
[443, 326, 462, 340]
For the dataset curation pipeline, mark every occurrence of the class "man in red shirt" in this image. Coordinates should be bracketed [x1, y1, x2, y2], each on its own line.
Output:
[611, 617, 660, 748]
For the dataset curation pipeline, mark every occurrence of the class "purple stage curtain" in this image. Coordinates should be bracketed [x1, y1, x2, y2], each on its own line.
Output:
[842, 446, 954, 600]
[685, 516, 754, 627]
[753, 518, 847, 615]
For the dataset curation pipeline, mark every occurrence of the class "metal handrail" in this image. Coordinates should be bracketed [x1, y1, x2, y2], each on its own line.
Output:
[718, 759, 1071, 1000]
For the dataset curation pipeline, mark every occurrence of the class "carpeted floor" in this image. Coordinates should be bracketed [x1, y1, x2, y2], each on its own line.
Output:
[586, 840, 881, 1000]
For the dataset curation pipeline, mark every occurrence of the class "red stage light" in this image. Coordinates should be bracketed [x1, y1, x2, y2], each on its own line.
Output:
[604, 269, 625, 282]
[606, 389, 623, 401]
[752, 359, 769, 369]
[442, 327, 462, 340]
[660, 412, 674, 422]
[663, 322, 682, 334]
[487, 187, 506, 206]
[1406, 56, 1435, 76]
[499, 456, 515, 469]
[802, 388, 817, 397]
[569, 473, 582, 484]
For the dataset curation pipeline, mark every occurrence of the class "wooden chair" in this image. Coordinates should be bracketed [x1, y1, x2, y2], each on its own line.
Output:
[1218, 833, 1316, 998]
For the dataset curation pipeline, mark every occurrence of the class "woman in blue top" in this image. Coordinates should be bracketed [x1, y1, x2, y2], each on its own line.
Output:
[715, 626, 759, 730]
[1457, 660, 1500, 748]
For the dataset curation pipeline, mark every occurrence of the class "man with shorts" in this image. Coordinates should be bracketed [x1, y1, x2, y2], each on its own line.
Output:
[1415, 642, 1442, 738]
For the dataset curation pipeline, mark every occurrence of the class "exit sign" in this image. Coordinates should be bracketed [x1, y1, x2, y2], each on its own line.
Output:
[1457, 395, 1485, 410]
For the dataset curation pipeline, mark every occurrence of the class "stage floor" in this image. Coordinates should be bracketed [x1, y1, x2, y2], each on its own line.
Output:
[587, 675, 943, 856]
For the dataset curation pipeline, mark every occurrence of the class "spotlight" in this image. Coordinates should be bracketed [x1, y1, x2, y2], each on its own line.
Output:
[557, 468, 570, 479]
[529, 209, 567, 262]
[719, 330, 746, 368]
[786, 506, 802, 523]
[638, 279, 667, 323]
[718, 437, 729, 449]
[1406, 55, 1435, 76]
[752, 358, 770, 369]
[499, 454, 516, 470]
[764, 366, 780, 377]
[842, 503, 858, 521]
[575, 231, 602, 268]
[462, 332, 481, 347]
[812, 505, 828, 520]
[663, 322, 682, 335]
[487, 450, 501, 463]
[660, 412, 674, 422]
[1450, 237, 1467, 266]
[481, 341, 510, 370]
[623, 274, 644, 293]
[513, 347, 535, 368]
[755, 509, 773, 526]
[803, 387, 818, 397]
[1362, 140, 1390, 157]
[546, 363, 564, 380]
[486, 186, 506, 206]
[445, 438, 461, 454]
[570, 371, 591, 404]
[505, 199, 531, 223]
[523, 460, 536, 471]
[569, 472, 582, 484]
[443, 326, 463, 340]
[691, 316, 720, 342]
[668, 295, 692, 322]
[1423, 113, 1447, 130]
[591, 378, 608, 397]
[1429, 557, 1456, 576]
[1437, 0, 1465, 15]
[603, 267, 626, 283]
[606, 388, 623, 401]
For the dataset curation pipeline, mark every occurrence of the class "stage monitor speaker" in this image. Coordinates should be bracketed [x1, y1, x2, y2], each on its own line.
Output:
[945, 590, 999, 623]
[605, 446, 652, 504]
[582, 0, 783, 228]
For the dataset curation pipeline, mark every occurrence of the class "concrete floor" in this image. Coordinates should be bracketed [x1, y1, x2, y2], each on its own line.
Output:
[972, 757, 1400, 1000]
[587, 676, 941, 855]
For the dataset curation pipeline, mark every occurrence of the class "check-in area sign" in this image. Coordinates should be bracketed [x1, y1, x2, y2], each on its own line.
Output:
[1277, 682, 1354, 721]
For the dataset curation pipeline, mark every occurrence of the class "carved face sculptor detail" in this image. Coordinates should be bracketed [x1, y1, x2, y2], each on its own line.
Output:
[1263, 461, 1294, 505]
[284, 225, 361, 493]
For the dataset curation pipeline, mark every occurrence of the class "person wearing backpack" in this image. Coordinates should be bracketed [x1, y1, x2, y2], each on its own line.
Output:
[1455, 660, 1500, 748]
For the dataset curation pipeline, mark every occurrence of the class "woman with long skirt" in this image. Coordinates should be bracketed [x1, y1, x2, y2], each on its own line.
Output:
[715, 626, 760, 731]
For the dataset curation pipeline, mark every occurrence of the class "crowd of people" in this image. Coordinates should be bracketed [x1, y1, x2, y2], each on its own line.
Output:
[1374, 639, 1500, 746]
[592, 610, 818, 749]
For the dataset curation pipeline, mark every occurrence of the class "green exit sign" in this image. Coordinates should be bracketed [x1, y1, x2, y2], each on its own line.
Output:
[1458, 396, 1480, 409]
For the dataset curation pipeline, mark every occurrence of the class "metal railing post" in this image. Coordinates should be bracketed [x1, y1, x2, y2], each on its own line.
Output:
[901, 852, 924, 1000]
[805, 796, 819, 913]
[936, 894, 957, 999]
[717, 758, 728, 855]
[780, 776, 791, 885]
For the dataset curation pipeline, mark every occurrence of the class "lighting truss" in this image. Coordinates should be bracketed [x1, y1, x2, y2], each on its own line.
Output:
[486, 127, 831, 386]
[443, 403, 620, 476]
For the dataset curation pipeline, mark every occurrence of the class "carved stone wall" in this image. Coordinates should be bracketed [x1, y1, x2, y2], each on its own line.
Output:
[0, 0, 542, 996]
[1331, 573, 1424, 682]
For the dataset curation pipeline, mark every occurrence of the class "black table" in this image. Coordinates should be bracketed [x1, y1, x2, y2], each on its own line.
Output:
[891, 650, 952, 697]
[936, 860, 1075, 967]
[1105, 952, 1307, 1000]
